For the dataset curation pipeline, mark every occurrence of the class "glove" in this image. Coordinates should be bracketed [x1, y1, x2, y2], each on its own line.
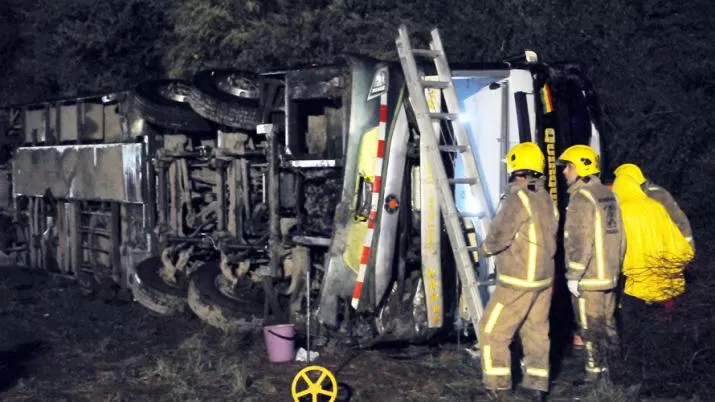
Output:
[567, 280, 580, 298]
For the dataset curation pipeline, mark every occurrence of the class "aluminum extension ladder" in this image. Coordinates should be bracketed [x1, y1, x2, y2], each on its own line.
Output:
[395, 25, 496, 337]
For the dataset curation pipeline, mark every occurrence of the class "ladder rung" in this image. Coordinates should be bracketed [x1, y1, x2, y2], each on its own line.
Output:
[413, 49, 442, 58]
[430, 112, 459, 120]
[438, 145, 468, 153]
[79, 227, 111, 237]
[421, 80, 450, 89]
[477, 279, 497, 287]
[460, 211, 487, 219]
[466, 246, 480, 252]
[449, 178, 478, 185]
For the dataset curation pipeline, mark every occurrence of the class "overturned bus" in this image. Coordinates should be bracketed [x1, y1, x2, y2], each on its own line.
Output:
[0, 48, 604, 345]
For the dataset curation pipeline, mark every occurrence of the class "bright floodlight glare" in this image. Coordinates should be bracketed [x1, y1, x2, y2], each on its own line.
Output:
[459, 112, 471, 123]
[503, 50, 539, 65]
[524, 50, 538, 63]
[101, 94, 116, 103]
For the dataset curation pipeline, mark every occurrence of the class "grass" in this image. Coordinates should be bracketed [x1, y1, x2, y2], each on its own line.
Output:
[582, 378, 640, 402]
[2, 234, 715, 401]
[131, 331, 253, 399]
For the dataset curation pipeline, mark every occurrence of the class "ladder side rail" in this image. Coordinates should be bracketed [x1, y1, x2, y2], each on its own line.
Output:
[429, 30, 495, 242]
[396, 26, 485, 330]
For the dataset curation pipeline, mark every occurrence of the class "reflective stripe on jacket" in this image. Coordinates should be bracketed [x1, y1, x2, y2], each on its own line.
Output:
[564, 176, 625, 291]
[480, 177, 558, 290]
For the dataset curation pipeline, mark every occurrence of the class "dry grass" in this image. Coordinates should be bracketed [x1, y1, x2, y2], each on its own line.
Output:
[581, 378, 640, 402]
[132, 331, 253, 400]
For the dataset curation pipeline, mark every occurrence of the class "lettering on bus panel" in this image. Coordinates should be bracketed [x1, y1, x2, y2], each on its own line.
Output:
[544, 128, 557, 203]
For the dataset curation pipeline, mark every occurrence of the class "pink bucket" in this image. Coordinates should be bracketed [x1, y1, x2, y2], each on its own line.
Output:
[263, 324, 296, 363]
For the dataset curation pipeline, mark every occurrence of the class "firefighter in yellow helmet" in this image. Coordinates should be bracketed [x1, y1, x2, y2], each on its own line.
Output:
[477, 142, 558, 401]
[614, 163, 695, 253]
[558, 144, 625, 381]
[612, 174, 694, 307]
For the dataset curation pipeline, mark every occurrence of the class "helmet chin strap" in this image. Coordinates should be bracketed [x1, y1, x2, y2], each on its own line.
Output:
[508, 170, 543, 182]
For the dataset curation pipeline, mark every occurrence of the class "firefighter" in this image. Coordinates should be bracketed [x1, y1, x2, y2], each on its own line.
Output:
[614, 163, 695, 253]
[612, 174, 694, 311]
[558, 144, 625, 381]
[477, 142, 558, 400]
[611, 174, 694, 376]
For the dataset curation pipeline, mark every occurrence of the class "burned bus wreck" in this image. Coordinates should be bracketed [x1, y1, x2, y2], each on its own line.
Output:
[0, 47, 605, 346]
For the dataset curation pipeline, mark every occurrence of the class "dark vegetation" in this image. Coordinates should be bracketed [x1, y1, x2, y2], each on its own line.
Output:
[2, 0, 714, 219]
[1, 0, 714, 399]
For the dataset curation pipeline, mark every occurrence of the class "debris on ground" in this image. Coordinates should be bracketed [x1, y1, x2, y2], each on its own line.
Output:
[295, 347, 319, 363]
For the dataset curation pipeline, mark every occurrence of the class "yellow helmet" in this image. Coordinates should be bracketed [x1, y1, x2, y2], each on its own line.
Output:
[614, 163, 646, 185]
[505, 142, 545, 175]
[558, 144, 600, 177]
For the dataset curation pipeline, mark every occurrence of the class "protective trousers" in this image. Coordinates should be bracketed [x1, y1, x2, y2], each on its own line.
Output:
[572, 290, 618, 378]
[478, 285, 552, 392]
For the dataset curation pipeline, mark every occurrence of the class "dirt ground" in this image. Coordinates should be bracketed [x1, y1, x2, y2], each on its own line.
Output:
[0, 265, 647, 402]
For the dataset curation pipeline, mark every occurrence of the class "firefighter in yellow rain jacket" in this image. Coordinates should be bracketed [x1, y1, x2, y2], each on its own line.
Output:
[612, 174, 694, 307]
[558, 144, 625, 381]
[614, 163, 695, 252]
[477, 142, 558, 400]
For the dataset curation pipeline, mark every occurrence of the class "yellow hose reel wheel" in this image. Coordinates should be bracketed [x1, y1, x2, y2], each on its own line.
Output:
[291, 365, 338, 402]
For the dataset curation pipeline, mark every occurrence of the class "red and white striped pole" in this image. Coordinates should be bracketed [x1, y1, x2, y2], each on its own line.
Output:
[351, 93, 388, 309]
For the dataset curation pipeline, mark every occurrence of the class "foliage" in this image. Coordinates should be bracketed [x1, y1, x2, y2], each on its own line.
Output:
[0, 0, 174, 104]
[0, 2, 19, 61]
[0, 0, 713, 219]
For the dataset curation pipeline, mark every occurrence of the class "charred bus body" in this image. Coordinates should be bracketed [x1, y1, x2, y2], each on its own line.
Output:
[0, 53, 604, 345]
[5, 93, 149, 290]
